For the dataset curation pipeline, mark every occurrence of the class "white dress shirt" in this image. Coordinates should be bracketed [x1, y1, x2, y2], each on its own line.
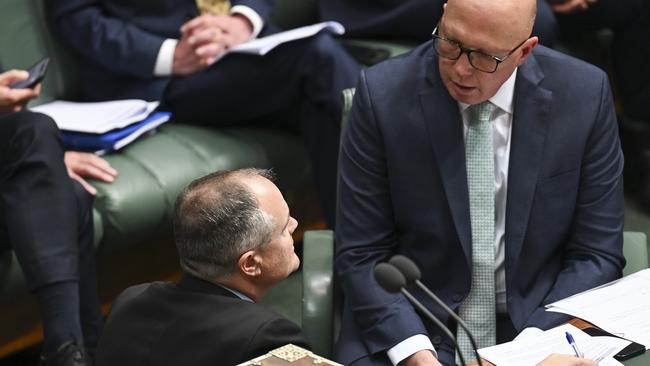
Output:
[153, 5, 263, 76]
[387, 69, 518, 365]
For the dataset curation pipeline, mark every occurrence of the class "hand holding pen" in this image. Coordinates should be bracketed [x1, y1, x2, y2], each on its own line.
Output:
[565, 331, 584, 358]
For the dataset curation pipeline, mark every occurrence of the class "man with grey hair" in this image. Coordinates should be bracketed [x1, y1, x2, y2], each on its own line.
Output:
[94, 168, 309, 366]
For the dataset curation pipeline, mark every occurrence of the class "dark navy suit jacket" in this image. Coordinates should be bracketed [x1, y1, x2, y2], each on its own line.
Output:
[319, 0, 440, 41]
[45, 0, 274, 101]
[96, 274, 310, 366]
[319, 0, 557, 46]
[335, 43, 625, 365]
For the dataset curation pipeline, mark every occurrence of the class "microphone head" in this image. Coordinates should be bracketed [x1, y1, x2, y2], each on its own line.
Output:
[374, 262, 407, 293]
[389, 255, 421, 283]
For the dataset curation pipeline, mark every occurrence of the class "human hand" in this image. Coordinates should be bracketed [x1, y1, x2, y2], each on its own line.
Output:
[64, 151, 118, 195]
[550, 0, 598, 14]
[181, 14, 253, 63]
[172, 30, 216, 76]
[536, 353, 597, 366]
[0, 70, 41, 113]
[400, 350, 443, 366]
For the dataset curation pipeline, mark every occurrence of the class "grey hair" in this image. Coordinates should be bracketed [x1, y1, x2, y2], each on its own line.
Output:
[173, 168, 276, 280]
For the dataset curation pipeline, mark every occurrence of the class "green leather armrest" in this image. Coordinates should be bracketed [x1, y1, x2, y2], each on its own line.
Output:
[301, 230, 335, 358]
[623, 231, 649, 276]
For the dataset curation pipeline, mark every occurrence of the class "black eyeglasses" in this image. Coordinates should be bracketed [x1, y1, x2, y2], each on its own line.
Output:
[431, 25, 528, 73]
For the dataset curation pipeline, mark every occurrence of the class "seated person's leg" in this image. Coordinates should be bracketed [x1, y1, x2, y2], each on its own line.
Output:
[163, 32, 361, 226]
[0, 111, 98, 362]
[71, 179, 102, 353]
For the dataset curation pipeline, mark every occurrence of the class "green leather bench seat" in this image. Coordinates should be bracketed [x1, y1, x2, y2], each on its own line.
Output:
[91, 124, 311, 251]
[0, 0, 320, 355]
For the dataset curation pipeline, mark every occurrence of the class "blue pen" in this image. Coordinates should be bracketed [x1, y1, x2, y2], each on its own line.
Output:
[565, 331, 583, 358]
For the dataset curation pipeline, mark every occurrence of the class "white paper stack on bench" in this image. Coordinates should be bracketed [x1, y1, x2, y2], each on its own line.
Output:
[32, 99, 160, 133]
[212, 21, 345, 63]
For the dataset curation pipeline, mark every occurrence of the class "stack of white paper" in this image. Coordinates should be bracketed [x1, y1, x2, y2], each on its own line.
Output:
[31, 99, 159, 133]
[213, 21, 345, 63]
[478, 324, 629, 366]
[546, 269, 650, 350]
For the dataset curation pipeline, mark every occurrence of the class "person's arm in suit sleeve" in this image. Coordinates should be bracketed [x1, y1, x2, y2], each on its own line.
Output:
[246, 317, 310, 359]
[525, 69, 625, 330]
[336, 70, 438, 364]
[45, 0, 168, 79]
[231, 0, 274, 27]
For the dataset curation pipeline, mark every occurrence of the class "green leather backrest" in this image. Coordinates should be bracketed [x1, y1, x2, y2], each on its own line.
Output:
[0, 0, 80, 104]
[623, 231, 649, 276]
[270, 0, 318, 30]
[261, 229, 336, 358]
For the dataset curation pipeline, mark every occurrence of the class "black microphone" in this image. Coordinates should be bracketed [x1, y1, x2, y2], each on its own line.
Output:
[389, 255, 484, 366]
[374, 262, 467, 366]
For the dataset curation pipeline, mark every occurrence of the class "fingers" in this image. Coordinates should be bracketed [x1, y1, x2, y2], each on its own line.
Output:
[551, 0, 590, 13]
[181, 14, 229, 38]
[0, 86, 40, 109]
[537, 354, 597, 366]
[69, 171, 98, 196]
[195, 42, 224, 64]
[188, 27, 223, 48]
[64, 151, 118, 183]
[0, 69, 29, 86]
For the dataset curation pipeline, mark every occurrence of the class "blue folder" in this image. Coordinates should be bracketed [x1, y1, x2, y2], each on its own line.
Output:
[62, 112, 171, 153]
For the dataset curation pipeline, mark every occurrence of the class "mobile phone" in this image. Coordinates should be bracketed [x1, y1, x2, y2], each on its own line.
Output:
[582, 327, 646, 361]
[9, 57, 50, 89]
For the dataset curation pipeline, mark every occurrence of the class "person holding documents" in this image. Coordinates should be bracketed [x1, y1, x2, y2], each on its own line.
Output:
[334, 0, 625, 364]
[0, 69, 117, 366]
[45, 0, 361, 227]
[95, 169, 310, 366]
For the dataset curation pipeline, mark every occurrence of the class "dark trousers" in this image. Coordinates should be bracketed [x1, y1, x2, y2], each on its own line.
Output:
[0, 111, 101, 347]
[556, 0, 650, 122]
[163, 32, 361, 227]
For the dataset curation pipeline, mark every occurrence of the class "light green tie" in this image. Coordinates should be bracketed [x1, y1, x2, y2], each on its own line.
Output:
[457, 101, 497, 364]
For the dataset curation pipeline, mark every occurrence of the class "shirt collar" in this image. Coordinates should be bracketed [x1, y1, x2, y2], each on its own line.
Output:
[458, 68, 517, 114]
[218, 284, 254, 303]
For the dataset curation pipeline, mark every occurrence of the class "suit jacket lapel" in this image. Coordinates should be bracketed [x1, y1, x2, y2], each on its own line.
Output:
[419, 52, 472, 265]
[505, 54, 552, 275]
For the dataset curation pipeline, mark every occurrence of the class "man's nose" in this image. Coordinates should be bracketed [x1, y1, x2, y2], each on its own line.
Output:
[453, 52, 474, 76]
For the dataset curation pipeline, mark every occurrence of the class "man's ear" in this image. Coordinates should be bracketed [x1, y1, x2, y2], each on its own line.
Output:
[517, 36, 538, 66]
[238, 250, 262, 277]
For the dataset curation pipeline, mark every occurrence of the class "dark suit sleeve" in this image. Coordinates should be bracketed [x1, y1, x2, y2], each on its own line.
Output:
[246, 317, 310, 359]
[525, 70, 625, 329]
[232, 0, 275, 23]
[45, 0, 166, 78]
[335, 70, 430, 356]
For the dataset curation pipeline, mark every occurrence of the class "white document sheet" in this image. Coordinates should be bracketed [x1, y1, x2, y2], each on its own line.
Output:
[546, 269, 650, 350]
[31, 99, 159, 133]
[478, 324, 629, 366]
[213, 21, 345, 62]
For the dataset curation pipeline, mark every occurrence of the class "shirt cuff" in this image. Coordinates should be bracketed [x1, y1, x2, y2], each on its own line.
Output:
[153, 38, 178, 76]
[387, 334, 437, 366]
[230, 5, 263, 39]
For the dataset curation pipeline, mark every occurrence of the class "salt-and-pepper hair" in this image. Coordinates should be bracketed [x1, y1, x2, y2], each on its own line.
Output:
[173, 168, 276, 280]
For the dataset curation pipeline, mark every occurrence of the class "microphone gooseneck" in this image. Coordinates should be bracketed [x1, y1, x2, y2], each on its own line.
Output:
[374, 261, 467, 366]
[389, 255, 484, 366]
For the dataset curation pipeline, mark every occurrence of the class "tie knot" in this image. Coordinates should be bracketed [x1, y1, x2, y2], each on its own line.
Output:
[468, 101, 497, 125]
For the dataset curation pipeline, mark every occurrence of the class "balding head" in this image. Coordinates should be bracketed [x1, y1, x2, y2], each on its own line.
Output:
[436, 0, 538, 105]
[443, 0, 536, 47]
